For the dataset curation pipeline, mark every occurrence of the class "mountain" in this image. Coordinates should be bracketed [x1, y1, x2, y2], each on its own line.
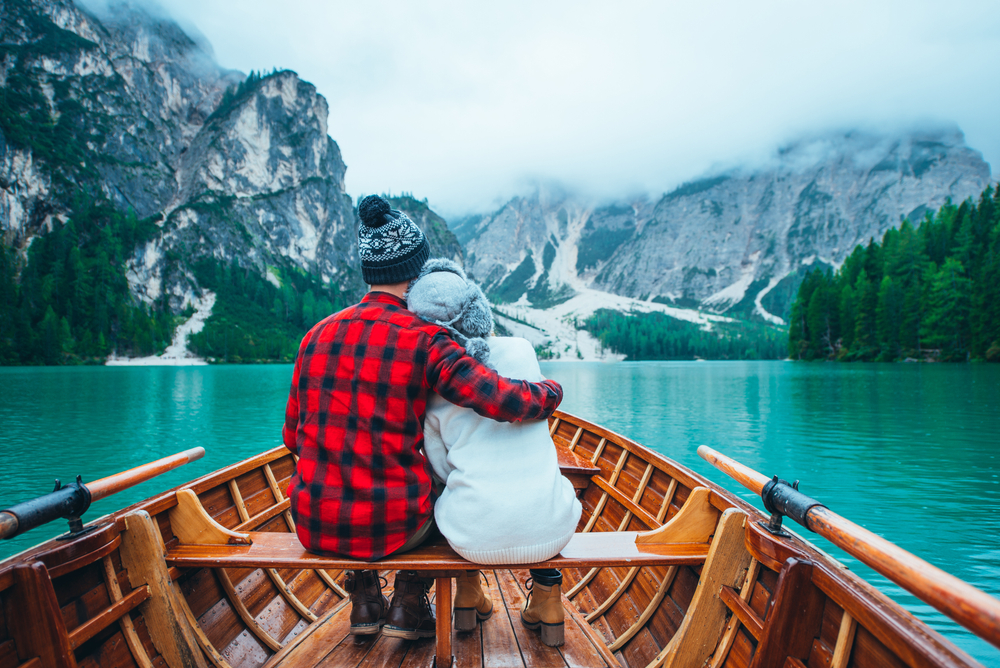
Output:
[0, 0, 461, 363]
[460, 130, 992, 329]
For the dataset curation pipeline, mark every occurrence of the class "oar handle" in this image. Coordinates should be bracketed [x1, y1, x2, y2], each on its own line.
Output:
[698, 445, 1000, 650]
[88, 447, 205, 502]
[0, 447, 206, 540]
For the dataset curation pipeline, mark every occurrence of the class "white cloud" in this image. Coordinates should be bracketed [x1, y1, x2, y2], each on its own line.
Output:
[153, 0, 999, 215]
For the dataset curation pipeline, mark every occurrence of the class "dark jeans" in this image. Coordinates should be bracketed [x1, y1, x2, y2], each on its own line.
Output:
[529, 568, 562, 586]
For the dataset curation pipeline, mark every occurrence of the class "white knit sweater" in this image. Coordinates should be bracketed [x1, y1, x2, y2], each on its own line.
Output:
[423, 337, 582, 564]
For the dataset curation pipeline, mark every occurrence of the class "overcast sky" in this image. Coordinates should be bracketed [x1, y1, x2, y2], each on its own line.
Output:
[157, 0, 1000, 215]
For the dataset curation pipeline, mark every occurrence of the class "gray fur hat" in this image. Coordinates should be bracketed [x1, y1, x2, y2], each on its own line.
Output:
[407, 259, 494, 366]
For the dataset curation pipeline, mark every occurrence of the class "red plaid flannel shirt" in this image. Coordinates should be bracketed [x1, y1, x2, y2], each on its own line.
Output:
[282, 292, 564, 560]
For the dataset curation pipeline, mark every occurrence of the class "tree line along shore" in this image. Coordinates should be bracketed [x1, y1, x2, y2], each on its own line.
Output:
[3, 186, 999, 365]
[788, 184, 1000, 363]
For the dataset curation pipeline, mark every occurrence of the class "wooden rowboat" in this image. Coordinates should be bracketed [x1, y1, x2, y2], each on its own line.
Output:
[0, 409, 996, 668]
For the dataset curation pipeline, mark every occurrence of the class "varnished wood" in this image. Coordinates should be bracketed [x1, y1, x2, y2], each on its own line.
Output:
[592, 476, 659, 529]
[67, 585, 150, 649]
[549, 417, 561, 436]
[168, 489, 251, 546]
[101, 555, 155, 668]
[656, 479, 679, 523]
[710, 559, 761, 668]
[719, 586, 764, 640]
[749, 559, 826, 668]
[167, 530, 710, 571]
[0, 512, 17, 541]
[607, 566, 677, 652]
[315, 569, 349, 598]
[660, 510, 751, 668]
[260, 599, 350, 668]
[831, 610, 857, 668]
[175, 587, 235, 668]
[585, 566, 640, 622]
[435, 577, 453, 667]
[120, 511, 208, 668]
[88, 447, 206, 502]
[6, 562, 76, 668]
[226, 477, 319, 622]
[561, 592, 617, 667]
[590, 437, 608, 464]
[697, 446, 769, 496]
[809, 506, 1000, 651]
[637, 487, 717, 545]
[216, 567, 284, 650]
[263, 463, 286, 501]
[555, 442, 601, 492]
[567, 426, 583, 450]
[702, 445, 1000, 651]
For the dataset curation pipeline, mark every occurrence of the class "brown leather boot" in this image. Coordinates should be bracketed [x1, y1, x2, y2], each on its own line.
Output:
[520, 580, 565, 646]
[383, 570, 436, 639]
[344, 570, 389, 635]
[454, 570, 493, 631]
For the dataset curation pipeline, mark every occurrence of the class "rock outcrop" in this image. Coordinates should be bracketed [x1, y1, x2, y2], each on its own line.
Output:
[0, 0, 366, 313]
[462, 129, 992, 323]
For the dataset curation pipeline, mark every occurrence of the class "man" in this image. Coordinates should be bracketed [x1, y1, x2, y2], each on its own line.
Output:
[282, 195, 563, 639]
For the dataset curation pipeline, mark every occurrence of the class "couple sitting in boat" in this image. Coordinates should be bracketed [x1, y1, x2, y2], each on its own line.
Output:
[281, 195, 582, 647]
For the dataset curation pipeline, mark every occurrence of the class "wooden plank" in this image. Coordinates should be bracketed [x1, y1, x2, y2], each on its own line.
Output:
[811, 564, 976, 668]
[656, 480, 678, 524]
[168, 490, 251, 546]
[67, 586, 150, 649]
[494, 570, 564, 668]
[5, 562, 76, 668]
[560, 592, 616, 668]
[709, 559, 760, 668]
[591, 478, 658, 530]
[167, 532, 710, 571]
[436, 577, 453, 668]
[235, 500, 292, 533]
[215, 568, 282, 651]
[100, 556, 155, 668]
[480, 571, 523, 668]
[830, 611, 857, 668]
[720, 587, 764, 640]
[260, 600, 350, 668]
[748, 559, 825, 668]
[549, 418, 562, 436]
[636, 487, 718, 545]
[120, 511, 209, 668]
[607, 566, 677, 652]
[657, 510, 751, 668]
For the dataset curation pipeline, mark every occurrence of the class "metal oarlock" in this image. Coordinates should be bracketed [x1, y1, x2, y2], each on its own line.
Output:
[758, 475, 826, 538]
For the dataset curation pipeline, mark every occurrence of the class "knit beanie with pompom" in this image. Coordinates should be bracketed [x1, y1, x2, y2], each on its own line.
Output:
[406, 258, 494, 366]
[357, 194, 430, 285]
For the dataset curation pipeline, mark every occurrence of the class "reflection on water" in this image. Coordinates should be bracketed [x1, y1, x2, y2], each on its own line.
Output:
[0, 362, 998, 664]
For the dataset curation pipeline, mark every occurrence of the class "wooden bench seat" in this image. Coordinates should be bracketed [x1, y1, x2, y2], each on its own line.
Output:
[165, 530, 710, 571]
[163, 483, 722, 668]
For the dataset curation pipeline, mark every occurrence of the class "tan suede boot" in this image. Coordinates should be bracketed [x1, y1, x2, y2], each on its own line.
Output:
[454, 570, 493, 631]
[520, 581, 564, 646]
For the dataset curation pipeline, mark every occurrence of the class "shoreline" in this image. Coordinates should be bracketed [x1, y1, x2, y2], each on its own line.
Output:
[105, 292, 216, 367]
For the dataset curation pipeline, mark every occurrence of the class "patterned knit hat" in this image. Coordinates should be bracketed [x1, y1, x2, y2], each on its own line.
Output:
[357, 195, 430, 285]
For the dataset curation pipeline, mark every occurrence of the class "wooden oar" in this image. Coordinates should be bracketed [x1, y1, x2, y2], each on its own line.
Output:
[0, 447, 205, 540]
[698, 445, 1000, 650]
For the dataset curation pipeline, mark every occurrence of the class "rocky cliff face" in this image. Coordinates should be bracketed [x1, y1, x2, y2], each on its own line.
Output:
[0, 0, 371, 313]
[463, 129, 992, 323]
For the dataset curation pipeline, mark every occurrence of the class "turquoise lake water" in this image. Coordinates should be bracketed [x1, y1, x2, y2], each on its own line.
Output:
[0, 362, 997, 665]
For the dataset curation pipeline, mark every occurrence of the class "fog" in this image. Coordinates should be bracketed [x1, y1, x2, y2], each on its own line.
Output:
[137, 1, 1000, 215]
